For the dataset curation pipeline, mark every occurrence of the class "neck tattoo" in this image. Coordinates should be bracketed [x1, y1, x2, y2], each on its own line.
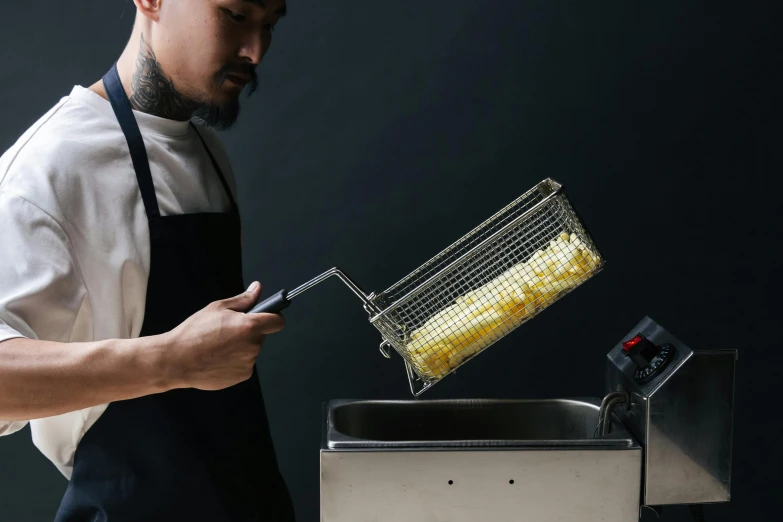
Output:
[129, 34, 196, 121]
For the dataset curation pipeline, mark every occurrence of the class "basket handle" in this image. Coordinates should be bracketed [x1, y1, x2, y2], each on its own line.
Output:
[248, 289, 291, 314]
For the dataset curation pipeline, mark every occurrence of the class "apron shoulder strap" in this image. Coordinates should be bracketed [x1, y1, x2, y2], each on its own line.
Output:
[190, 123, 239, 212]
[102, 63, 161, 219]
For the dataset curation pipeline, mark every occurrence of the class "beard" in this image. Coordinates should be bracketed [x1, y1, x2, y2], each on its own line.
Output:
[191, 64, 259, 130]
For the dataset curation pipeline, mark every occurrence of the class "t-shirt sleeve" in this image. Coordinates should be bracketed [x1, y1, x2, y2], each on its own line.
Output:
[0, 191, 87, 435]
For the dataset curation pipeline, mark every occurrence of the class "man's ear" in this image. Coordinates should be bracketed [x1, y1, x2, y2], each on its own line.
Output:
[133, 0, 163, 22]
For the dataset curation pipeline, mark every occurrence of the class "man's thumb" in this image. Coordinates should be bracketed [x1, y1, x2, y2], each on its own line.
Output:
[223, 281, 261, 312]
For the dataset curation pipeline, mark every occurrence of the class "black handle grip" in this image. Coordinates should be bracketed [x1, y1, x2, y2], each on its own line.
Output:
[248, 289, 291, 314]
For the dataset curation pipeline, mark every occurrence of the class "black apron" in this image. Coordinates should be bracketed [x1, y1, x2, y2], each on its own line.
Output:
[54, 64, 295, 522]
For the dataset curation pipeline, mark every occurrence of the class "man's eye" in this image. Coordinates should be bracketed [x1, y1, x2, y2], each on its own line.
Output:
[264, 23, 276, 33]
[224, 9, 246, 22]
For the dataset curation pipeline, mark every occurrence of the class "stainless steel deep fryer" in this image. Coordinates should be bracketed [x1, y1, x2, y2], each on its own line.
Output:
[250, 178, 604, 395]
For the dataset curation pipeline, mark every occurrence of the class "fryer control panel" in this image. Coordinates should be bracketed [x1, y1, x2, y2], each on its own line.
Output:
[622, 334, 677, 384]
[607, 317, 693, 393]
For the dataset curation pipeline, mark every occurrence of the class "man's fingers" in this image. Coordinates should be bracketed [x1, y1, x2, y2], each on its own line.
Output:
[250, 312, 286, 334]
[221, 281, 262, 312]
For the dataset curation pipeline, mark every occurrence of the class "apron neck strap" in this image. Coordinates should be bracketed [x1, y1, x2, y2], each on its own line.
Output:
[190, 123, 239, 212]
[102, 62, 161, 219]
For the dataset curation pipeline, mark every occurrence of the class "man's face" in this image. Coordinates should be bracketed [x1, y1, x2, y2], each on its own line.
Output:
[153, 0, 287, 128]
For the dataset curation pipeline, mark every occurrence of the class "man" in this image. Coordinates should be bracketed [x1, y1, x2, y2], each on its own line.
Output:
[0, 0, 294, 520]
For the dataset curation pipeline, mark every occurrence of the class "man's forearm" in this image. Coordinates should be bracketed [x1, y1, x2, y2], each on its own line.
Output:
[0, 334, 173, 421]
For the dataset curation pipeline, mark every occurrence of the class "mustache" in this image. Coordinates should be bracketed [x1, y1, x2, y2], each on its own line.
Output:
[216, 64, 259, 95]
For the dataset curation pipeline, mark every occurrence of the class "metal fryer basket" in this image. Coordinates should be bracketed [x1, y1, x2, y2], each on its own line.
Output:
[367, 178, 604, 395]
[250, 178, 604, 396]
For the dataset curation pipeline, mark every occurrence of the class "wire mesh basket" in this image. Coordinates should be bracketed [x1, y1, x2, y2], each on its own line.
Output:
[367, 178, 604, 395]
[250, 178, 604, 396]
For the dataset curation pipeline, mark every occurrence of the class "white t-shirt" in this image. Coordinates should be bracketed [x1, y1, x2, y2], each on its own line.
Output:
[0, 85, 238, 478]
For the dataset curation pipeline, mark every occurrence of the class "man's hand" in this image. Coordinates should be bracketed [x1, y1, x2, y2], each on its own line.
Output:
[161, 281, 285, 391]
[0, 282, 284, 421]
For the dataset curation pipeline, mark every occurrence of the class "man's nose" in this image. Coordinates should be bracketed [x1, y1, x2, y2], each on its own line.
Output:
[238, 30, 266, 65]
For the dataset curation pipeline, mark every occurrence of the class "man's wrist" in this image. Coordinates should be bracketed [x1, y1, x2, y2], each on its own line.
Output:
[120, 333, 179, 394]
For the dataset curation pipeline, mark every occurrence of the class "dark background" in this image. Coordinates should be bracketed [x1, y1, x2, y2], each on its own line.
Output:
[0, 1, 779, 521]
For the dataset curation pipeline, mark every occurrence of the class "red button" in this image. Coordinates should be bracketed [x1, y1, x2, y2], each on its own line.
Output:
[622, 335, 643, 352]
